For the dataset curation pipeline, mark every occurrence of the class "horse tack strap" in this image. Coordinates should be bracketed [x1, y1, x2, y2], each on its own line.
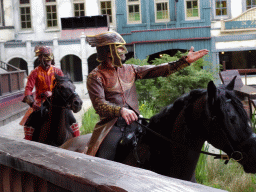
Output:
[135, 119, 237, 163]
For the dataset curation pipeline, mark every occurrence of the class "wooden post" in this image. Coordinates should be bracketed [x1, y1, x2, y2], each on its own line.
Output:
[17, 72, 20, 91]
[2, 166, 11, 192]
[22, 172, 34, 192]
[0, 74, 2, 96]
[222, 61, 226, 71]
[8, 73, 12, 93]
[10, 169, 22, 192]
[245, 72, 247, 85]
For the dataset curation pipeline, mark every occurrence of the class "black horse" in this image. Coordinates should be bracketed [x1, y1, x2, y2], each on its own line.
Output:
[61, 77, 256, 182]
[29, 74, 83, 146]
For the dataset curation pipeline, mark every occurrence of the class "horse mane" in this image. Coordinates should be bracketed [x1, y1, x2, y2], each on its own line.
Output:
[148, 86, 251, 137]
[55, 73, 72, 83]
[148, 89, 206, 135]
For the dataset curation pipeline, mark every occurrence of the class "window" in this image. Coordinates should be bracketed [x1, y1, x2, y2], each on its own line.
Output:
[246, 0, 256, 10]
[155, 0, 169, 22]
[19, 0, 32, 29]
[215, 0, 227, 16]
[74, 0, 85, 17]
[127, 0, 141, 23]
[100, 1, 112, 23]
[45, 0, 58, 28]
[185, 0, 200, 20]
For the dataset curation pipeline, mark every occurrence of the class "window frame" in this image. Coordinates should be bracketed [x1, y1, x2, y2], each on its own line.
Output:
[19, 0, 32, 30]
[45, 0, 59, 29]
[126, 0, 142, 24]
[184, 0, 200, 21]
[154, 0, 170, 23]
[0, 0, 3, 26]
[73, 0, 86, 17]
[212, 0, 230, 20]
[99, 0, 113, 24]
[246, 0, 256, 10]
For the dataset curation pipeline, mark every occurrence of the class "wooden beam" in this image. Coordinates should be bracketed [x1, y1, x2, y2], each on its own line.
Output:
[0, 136, 226, 192]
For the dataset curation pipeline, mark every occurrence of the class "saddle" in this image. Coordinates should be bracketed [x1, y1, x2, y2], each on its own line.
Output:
[115, 116, 148, 164]
[120, 120, 146, 146]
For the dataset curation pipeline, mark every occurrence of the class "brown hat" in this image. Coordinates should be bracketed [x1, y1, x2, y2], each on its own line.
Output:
[34, 46, 54, 61]
[86, 31, 126, 47]
[86, 31, 127, 67]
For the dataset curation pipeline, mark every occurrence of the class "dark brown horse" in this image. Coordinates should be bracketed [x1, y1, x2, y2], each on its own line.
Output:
[61, 77, 256, 182]
[30, 74, 83, 146]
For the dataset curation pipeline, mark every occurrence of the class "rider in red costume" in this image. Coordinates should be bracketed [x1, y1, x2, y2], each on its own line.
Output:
[20, 46, 79, 140]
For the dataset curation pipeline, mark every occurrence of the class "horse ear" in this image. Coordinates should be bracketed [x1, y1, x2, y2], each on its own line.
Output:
[55, 73, 60, 80]
[66, 73, 71, 80]
[226, 76, 236, 90]
[207, 81, 217, 106]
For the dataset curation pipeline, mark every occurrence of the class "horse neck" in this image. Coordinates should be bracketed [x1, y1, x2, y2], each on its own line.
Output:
[169, 94, 208, 180]
[48, 102, 72, 146]
[146, 94, 208, 181]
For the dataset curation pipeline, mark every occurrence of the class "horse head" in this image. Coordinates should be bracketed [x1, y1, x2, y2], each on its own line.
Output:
[145, 77, 256, 181]
[52, 74, 83, 113]
[206, 76, 256, 174]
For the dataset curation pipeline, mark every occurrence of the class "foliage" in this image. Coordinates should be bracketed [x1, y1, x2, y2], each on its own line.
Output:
[125, 51, 217, 112]
[251, 110, 256, 133]
[195, 143, 209, 184]
[80, 107, 99, 135]
[202, 157, 256, 192]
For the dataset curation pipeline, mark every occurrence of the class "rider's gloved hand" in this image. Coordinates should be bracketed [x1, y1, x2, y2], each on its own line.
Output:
[41, 91, 52, 98]
[120, 107, 138, 125]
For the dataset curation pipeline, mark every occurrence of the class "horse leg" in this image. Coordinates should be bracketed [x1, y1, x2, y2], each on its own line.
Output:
[60, 134, 92, 153]
[191, 171, 197, 183]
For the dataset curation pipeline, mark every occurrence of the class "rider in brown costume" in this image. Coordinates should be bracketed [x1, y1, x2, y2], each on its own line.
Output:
[85, 31, 209, 161]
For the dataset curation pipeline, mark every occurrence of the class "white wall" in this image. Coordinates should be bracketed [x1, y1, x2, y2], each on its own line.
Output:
[230, 0, 243, 19]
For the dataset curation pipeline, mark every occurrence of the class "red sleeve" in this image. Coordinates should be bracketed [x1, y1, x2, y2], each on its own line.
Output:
[25, 69, 37, 96]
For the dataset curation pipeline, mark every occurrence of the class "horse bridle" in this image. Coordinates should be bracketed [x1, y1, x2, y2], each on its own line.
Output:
[208, 115, 245, 164]
[45, 82, 78, 109]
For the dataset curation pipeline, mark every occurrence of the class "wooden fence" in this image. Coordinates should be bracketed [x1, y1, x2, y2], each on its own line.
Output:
[0, 61, 26, 97]
[0, 136, 226, 192]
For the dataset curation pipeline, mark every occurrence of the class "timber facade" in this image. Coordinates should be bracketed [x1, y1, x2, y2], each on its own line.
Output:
[0, 0, 256, 98]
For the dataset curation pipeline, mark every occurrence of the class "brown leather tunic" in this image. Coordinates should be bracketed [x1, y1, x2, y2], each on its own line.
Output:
[85, 57, 189, 156]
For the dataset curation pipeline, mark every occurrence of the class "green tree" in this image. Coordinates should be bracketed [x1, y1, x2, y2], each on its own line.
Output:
[125, 51, 217, 112]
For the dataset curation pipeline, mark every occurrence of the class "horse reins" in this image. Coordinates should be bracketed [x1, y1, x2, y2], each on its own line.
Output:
[135, 117, 246, 164]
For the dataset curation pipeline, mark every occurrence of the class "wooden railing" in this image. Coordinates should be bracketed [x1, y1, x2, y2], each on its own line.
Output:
[0, 61, 20, 72]
[0, 136, 226, 192]
[0, 71, 26, 96]
[0, 61, 26, 97]
[222, 61, 256, 85]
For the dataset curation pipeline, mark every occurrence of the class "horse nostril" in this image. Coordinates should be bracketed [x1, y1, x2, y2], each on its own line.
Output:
[73, 101, 79, 106]
[73, 100, 83, 107]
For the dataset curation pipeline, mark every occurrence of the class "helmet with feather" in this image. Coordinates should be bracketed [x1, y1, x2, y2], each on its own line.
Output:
[34, 46, 55, 67]
[86, 31, 128, 67]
